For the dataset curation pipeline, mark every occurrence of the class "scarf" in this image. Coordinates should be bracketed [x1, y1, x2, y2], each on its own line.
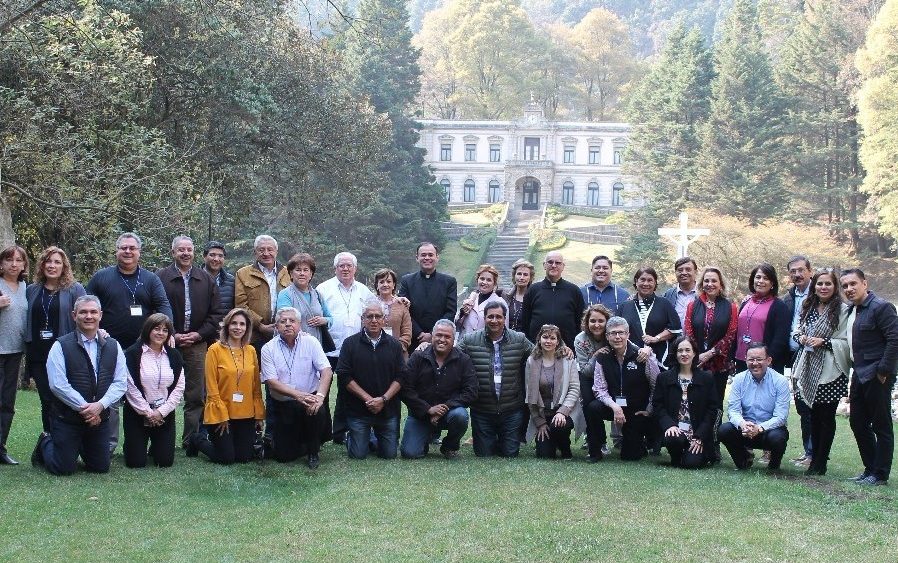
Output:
[794, 307, 836, 405]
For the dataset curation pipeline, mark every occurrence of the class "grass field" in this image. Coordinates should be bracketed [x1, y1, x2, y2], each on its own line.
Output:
[3, 389, 897, 562]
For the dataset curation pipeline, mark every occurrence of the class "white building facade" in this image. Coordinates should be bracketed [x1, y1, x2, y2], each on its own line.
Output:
[418, 102, 642, 211]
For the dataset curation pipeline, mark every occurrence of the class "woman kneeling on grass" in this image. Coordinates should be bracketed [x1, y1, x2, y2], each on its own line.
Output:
[123, 314, 185, 468]
[189, 308, 265, 464]
[525, 324, 583, 459]
[652, 335, 718, 469]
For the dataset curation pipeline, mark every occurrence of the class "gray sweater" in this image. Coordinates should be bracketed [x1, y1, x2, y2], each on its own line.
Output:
[0, 279, 27, 354]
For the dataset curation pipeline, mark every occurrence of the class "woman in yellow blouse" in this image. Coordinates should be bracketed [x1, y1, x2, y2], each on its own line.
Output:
[189, 308, 265, 464]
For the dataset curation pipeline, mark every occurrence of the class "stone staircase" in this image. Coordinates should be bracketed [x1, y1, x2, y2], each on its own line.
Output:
[485, 235, 531, 284]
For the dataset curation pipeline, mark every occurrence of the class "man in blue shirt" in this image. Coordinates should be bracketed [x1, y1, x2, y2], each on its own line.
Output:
[31, 295, 128, 475]
[580, 255, 629, 313]
[718, 342, 791, 471]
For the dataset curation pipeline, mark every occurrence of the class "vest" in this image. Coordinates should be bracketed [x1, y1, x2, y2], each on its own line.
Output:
[123, 342, 183, 404]
[54, 332, 120, 423]
[596, 343, 651, 410]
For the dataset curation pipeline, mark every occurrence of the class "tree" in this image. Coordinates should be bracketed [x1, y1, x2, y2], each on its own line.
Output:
[625, 23, 714, 217]
[856, 0, 898, 241]
[569, 7, 639, 121]
[414, 7, 458, 118]
[340, 0, 447, 275]
[698, 0, 789, 225]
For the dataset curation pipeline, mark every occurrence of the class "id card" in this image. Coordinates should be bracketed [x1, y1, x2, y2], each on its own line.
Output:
[151, 398, 164, 409]
[130, 304, 143, 317]
[615, 396, 627, 407]
[39, 330, 54, 340]
[741, 334, 751, 343]
[232, 392, 244, 403]
[678, 421, 692, 431]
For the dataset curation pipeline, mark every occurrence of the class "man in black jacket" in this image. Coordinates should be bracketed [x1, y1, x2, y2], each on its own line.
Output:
[400, 320, 478, 459]
[157, 235, 224, 449]
[202, 241, 235, 312]
[841, 269, 898, 486]
[522, 251, 584, 349]
[336, 300, 404, 459]
[398, 242, 457, 349]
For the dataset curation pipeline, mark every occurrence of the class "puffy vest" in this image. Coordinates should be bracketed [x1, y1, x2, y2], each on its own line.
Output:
[461, 329, 533, 414]
[53, 332, 120, 424]
[596, 343, 651, 410]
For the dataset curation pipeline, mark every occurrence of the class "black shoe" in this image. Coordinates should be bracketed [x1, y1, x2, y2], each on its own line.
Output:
[858, 474, 888, 486]
[332, 433, 346, 445]
[847, 471, 871, 482]
[805, 466, 826, 476]
[586, 453, 603, 463]
[184, 434, 199, 458]
[307, 454, 320, 469]
[31, 433, 49, 467]
[559, 448, 573, 459]
[0, 452, 19, 465]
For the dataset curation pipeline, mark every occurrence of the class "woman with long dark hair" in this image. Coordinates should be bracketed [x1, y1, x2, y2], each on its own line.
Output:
[791, 269, 850, 476]
[0, 245, 29, 464]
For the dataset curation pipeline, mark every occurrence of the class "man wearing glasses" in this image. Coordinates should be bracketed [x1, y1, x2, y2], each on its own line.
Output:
[86, 232, 172, 453]
[522, 251, 584, 350]
[335, 299, 404, 459]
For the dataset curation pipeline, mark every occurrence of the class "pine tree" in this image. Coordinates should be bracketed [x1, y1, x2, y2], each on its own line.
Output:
[698, 0, 789, 225]
[340, 0, 448, 276]
[857, 0, 898, 241]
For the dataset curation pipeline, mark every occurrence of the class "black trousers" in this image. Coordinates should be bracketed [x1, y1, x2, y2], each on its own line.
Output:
[271, 399, 330, 462]
[0, 353, 23, 454]
[122, 405, 176, 468]
[534, 411, 573, 459]
[794, 394, 813, 457]
[809, 401, 838, 473]
[586, 401, 651, 460]
[719, 422, 789, 469]
[849, 375, 895, 480]
[583, 399, 607, 458]
[197, 418, 256, 465]
[28, 359, 54, 432]
[41, 415, 112, 475]
[328, 355, 348, 439]
[662, 433, 707, 469]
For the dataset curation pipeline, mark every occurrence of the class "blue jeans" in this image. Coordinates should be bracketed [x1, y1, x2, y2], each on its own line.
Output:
[346, 414, 399, 459]
[470, 408, 524, 457]
[400, 407, 469, 458]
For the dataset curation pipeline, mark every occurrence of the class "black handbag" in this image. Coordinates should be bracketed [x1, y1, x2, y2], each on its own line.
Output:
[320, 323, 336, 353]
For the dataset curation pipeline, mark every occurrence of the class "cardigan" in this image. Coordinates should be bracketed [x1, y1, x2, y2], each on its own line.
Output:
[24, 282, 86, 344]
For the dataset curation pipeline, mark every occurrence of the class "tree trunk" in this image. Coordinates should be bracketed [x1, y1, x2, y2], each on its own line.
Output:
[0, 197, 14, 248]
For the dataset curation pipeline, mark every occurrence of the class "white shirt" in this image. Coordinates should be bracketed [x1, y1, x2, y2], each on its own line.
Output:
[316, 277, 374, 356]
[260, 334, 330, 398]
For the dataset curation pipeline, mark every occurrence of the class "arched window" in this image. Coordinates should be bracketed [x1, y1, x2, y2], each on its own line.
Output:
[440, 178, 451, 202]
[464, 179, 475, 202]
[612, 182, 624, 206]
[488, 180, 501, 203]
[588, 182, 600, 207]
[562, 181, 574, 205]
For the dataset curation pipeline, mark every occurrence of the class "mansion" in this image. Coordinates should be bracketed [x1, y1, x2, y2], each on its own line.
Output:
[418, 102, 642, 211]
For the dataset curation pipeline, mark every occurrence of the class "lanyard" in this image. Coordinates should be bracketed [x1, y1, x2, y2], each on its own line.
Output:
[278, 337, 299, 374]
[120, 271, 143, 304]
[226, 344, 246, 388]
[40, 286, 57, 329]
[740, 296, 770, 338]
[338, 284, 355, 314]
[635, 297, 655, 335]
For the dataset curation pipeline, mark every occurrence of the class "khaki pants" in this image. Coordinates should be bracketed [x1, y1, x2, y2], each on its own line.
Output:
[180, 342, 208, 445]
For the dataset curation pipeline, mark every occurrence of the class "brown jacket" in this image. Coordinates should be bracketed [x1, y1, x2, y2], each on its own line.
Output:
[234, 263, 289, 331]
[156, 264, 224, 341]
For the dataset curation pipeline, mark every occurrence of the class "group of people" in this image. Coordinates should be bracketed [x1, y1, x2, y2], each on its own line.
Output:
[0, 237, 895, 486]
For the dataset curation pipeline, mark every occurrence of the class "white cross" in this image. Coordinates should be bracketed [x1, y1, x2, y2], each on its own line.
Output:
[657, 212, 709, 258]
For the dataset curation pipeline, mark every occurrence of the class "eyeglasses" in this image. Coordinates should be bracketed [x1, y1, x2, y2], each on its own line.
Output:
[363, 314, 384, 320]
[545, 260, 563, 266]
[117, 246, 139, 252]
[607, 330, 628, 337]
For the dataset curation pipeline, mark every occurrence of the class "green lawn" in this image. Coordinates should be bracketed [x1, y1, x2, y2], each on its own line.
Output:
[3, 389, 897, 561]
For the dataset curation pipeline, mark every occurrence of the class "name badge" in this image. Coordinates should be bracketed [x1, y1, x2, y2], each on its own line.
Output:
[151, 398, 164, 409]
[741, 334, 751, 343]
[39, 330, 54, 340]
[232, 392, 244, 403]
[130, 304, 143, 317]
[615, 396, 628, 407]
[383, 326, 393, 336]
[678, 422, 692, 431]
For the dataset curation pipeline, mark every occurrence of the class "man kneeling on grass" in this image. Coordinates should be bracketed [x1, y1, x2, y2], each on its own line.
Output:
[718, 342, 790, 472]
[336, 299, 404, 459]
[400, 320, 478, 459]
[32, 295, 128, 475]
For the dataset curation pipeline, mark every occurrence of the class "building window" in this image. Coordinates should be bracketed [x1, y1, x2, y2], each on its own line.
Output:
[489, 144, 501, 162]
[588, 146, 600, 164]
[613, 149, 623, 165]
[524, 137, 540, 161]
[488, 180, 501, 203]
[588, 182, 600, 206]
[562, 181, 574, 205]
[440, 143, 452, 161]
[612, 182, 624, 206]
[440, 178, 450, 201]
[563, 145, 574, 164]
[464, 179, 475, 202]
[464, 144, 476, 162]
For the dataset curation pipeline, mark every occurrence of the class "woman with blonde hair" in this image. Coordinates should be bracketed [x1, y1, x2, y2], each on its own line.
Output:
[189, 308, 265, 464]
[503, 259, 534, 332]
[524, 324, 583, 458]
